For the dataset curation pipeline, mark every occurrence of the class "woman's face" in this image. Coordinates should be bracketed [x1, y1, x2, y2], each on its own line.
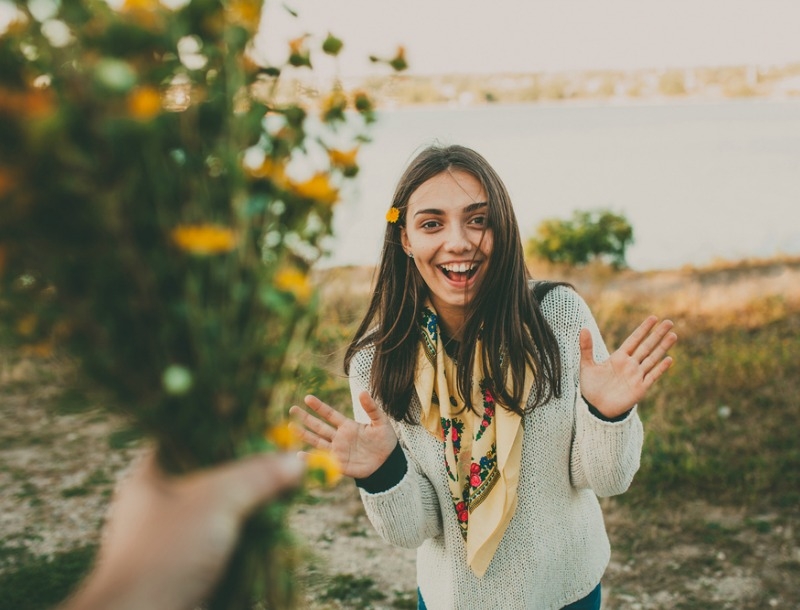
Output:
[401, 169, 493, 333]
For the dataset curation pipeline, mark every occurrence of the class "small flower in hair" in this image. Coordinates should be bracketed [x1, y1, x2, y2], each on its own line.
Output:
[385, 207, 400, 223]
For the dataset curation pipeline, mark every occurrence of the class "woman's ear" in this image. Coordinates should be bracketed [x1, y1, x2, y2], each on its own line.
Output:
[400, 227, 410, 253]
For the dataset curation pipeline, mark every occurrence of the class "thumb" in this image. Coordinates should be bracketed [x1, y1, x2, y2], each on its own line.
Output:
[579, 328, 596, 369]
[211, 453, 305, 518]
[359, 391, 386, 424]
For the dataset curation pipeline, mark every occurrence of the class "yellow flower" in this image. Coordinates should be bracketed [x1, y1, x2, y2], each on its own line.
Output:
[290, 173, 339, 206]
[0, 88, 54, 118]
[288, 36, 307, 56]
[127, 86, 162, 120]
[266, 421, 302, 451]
[16, 314, 37, 337]
[27, 90, 55, 117]
[244, 156, 287, 186]
[171, 224, 237, 255]
[21, 341, 54, 359]
[121, 0, 160, 11]
[288, 36, 311, 67]
[385, 207, 400, 223]
[0, 11, 26, 37]
[274, 268, 312, 303]
[328, 147, 358, 169]
[119, 0, 165, 28]
[226, 0, 262, 30]
[322, 90, 347, 114]
[305, 449, 342, 486]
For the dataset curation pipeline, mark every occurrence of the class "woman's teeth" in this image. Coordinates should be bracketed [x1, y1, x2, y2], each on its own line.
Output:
[439, 263, 477, 279]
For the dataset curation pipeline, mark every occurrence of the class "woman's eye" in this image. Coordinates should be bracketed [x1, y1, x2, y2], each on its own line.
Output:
[421, 220, 441, 230]
[470, 215, 487, 226]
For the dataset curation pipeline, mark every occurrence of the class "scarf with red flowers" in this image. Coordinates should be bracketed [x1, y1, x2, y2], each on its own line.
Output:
[414, 303, 533, 577]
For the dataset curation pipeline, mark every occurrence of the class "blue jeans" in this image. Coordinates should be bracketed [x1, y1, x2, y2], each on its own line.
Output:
[417, 583, 601, 609]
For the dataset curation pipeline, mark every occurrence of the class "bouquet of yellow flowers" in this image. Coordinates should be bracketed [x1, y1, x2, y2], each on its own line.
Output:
[0, 0, 395, 607]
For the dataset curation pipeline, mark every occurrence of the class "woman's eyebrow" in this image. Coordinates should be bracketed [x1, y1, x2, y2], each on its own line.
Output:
[413, 201, 488, 217]
[465, 201, 488, 213]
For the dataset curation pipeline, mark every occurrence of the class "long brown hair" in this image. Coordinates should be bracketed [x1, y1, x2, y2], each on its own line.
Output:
[344, 144, 563, 422]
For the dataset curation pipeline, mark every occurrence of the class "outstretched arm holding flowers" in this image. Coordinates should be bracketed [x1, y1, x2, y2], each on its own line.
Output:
[59, 452, 304, 610]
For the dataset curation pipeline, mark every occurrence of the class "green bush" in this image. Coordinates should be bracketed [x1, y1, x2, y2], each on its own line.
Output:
[528, 209, 634, 268]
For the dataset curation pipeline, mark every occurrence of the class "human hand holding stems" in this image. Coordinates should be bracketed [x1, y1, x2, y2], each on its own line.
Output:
[289, 392, 398, 479]
[579, 315, 678, 419]
[59, 451, 305, 610]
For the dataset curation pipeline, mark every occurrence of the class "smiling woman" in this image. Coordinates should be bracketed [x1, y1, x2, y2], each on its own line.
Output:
[400, 171, 492, 338]
[291, 144, 678, 609]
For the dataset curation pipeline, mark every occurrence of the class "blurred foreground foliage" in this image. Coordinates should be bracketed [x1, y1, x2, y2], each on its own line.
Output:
[0, 0, 401, 607]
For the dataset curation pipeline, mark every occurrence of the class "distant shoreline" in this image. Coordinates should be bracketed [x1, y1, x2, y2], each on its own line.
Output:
[336, 63, 800, 112]
[370, 94, 800, 114]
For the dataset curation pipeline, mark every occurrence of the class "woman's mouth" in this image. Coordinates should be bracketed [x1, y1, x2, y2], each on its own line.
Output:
[438, 262, 479, 282]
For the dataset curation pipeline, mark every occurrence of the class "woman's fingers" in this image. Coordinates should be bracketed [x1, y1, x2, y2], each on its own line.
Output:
[619, 316, 676, 366]
[643, 355, 675, 386]
[639, 327, 679, 373]
[289, 394, 364, 451]
[358, 391, 386, 424]
[289, 397, 337, 449]
[633, 319, 675, 361]
[288, 403, 338, 450]
[303, 394, 349, 427]
[618, 315, 658, 356]
[579, 327, 595, 367]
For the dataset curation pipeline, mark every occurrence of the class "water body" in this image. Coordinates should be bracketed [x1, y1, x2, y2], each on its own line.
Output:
[324, 99, 800, 271]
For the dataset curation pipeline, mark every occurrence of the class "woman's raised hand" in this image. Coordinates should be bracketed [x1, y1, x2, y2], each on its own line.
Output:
[579, 315, 678, 419]
[289, 391, 398, 480]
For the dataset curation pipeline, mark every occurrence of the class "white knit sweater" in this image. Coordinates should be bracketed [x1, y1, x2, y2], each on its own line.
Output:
[349, 286, 643, 610]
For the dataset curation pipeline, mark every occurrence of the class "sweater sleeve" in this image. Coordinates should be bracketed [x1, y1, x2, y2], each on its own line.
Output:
[570, 396, 643, 496]
[349, 347, 444, 548]
[555, 289, 644, 497]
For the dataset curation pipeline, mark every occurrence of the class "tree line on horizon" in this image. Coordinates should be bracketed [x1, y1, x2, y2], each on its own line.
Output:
[276, 62, 800, 109]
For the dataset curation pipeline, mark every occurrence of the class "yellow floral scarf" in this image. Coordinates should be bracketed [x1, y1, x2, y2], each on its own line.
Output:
[414, 303, 533, 577]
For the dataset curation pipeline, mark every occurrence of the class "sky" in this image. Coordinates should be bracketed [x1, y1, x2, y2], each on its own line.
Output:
[3, 0, 798, 75]
[257, 0, 800, 78]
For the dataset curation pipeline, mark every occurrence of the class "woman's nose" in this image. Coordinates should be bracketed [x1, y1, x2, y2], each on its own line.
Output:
[444, 225, 471, 252]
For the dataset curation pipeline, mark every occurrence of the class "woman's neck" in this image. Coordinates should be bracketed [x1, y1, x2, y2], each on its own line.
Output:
[429, 298, 467, 341]
[439, 325, 461, 361]
[436, 313, 465, 342]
